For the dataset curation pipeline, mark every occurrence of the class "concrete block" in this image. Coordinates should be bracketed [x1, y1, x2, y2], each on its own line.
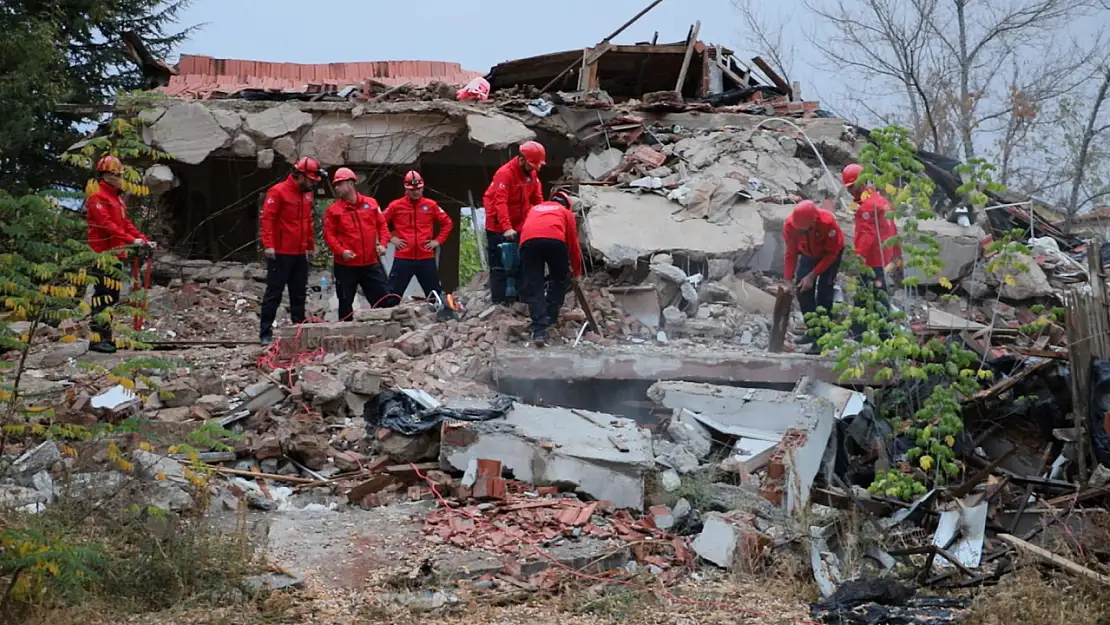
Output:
[665, 408, 713, 458]
[149, 102, 230, 165]
[692, 511, 769, 572]
[439, 403, 654, 509]
[649, 381, 834, 515]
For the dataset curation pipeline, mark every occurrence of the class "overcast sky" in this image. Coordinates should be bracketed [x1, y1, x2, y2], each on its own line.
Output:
[173, 0, 832, 109]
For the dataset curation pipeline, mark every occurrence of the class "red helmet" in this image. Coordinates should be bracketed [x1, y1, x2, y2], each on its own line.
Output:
[96, 155, 123, 174]
[293, 156, 323, 181]
[842, 163, 863, 187]
[551, 190, 572, 209]
[333, 167, 357, 184]
[792, 200, 819, 228]
[519, 141, 546, 168]
[403, 170, 424, 189]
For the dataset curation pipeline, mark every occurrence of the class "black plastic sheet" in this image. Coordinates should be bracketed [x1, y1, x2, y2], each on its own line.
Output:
[812, 577, 971, 625]
[363, 391, 514, 436]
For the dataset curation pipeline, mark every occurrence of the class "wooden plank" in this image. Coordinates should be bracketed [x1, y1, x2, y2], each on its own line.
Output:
[674, 21, 701, 93]
[769, 287, 793, 353]
[610, 44, 688, 55]
[998, 533, 1110, 586]
[571, 281, 601, 334]
[752, 56, 790, 93]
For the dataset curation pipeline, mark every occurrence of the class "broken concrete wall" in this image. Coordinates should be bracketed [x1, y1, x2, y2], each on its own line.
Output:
[141, 99, 537, 186]
[439, 402, 654, 509]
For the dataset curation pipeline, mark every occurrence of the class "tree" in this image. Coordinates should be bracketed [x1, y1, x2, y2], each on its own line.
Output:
[730, 0, 796, 87]
[1064, 65, 1110, 220]
[800, 0, 1099, 166]
[0, 1, 195, 194]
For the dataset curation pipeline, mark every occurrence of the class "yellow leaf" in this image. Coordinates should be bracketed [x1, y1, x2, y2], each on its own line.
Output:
[884, 184, 897, 195]
[944, 435, 955, 446]
[60, 334, 77, 343]
[938, 277, 953, 290]
[1004, 275, 1016, 287]
[920, 455, 934, 471]
[138, 441, 153, 452]
[155, 472, 167, 481]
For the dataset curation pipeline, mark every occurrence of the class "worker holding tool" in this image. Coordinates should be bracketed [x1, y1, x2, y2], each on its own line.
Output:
[482, 141, 546, 304]
[259, 156, 323, 345]
[844, 163, 901, 288]
[85, 154, 156, 354]
[382, 171, 453, 303]
[323, 167, 390, 321]
[518, 190, 583, 348]
[782, 199, 845, 353]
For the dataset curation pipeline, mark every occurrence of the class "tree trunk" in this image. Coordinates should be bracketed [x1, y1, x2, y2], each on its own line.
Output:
[1068, 67, 1110, 224]
[955, 0, 976, 160]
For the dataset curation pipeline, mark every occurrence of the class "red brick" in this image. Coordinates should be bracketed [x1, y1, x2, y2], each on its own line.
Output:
[472, 476, 506, 500]
[476, 458, 502, 478]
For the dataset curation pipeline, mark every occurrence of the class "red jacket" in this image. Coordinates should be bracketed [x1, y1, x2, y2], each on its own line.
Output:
[853, 188, 902, 268]
[482, 159, 543, 233]
[260, 176, 315, 255]
[86, 183, 146, 258]
[324, 194, 390, 267]
[783, 209, 845, 281]
[382, 196, 453, 261]
[520, 201, 584, 276]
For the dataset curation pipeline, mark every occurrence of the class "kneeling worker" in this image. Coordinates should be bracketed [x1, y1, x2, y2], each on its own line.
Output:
[782, 200, 845, 352]
[323, 167, 390, 320]
[519, 190, 583, 347]
[382, 171, 453, 302]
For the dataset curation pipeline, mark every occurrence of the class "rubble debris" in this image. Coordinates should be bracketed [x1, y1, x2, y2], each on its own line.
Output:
[811, 577, 971, 625]
[366, 392, 513, 436]
[440, 402, 654, 509]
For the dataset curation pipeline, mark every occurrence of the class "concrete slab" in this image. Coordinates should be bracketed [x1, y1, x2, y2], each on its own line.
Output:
[492, 345, 843, 386]
[648, 381, 835, 515]
[439, 402, 654, 509]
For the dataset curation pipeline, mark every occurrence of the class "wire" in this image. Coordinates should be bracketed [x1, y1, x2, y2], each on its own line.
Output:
[409, 463, 822, 624]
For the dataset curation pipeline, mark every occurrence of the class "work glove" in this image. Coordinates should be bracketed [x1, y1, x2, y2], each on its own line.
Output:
[799, 273, 817, 292]
[145, 241, 157, 249]
[132, 238, 145, 246]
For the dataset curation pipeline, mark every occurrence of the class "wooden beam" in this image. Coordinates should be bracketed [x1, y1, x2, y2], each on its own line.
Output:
[539, 0, 669, 93]
[753, 56, 790, 93]
[998, 533, 1110, 586]
[674, 21, 701, 94]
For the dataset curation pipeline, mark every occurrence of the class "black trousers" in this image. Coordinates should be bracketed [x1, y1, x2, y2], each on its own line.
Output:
[520, 238, 570, 334]
[486, 231, 521, 304]
[388, 258, 443, 302]
[335, 263, 388, 321]
[795, 251, 842, 318]
[90, 265, 121, 342]
[260, 254, 308, 338]
[852, 267, 891, 339]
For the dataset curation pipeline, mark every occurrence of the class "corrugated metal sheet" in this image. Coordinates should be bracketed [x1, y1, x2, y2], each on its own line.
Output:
[161, 54, 483, 99]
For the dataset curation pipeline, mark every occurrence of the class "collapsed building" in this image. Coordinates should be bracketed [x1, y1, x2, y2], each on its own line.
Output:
[15, 20, 1110, 618]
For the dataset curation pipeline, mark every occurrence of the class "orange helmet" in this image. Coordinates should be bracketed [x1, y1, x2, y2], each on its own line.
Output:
[293, 156, 323, 181]
[96, 155, 123, 174]
[551, 190, 573, 209]
[842, 163, 863, 187]
[333, 167, 357, 184]
[792, 200, 819, 229]
[519, 141, 546, 168]
[403, 170, 424, 189]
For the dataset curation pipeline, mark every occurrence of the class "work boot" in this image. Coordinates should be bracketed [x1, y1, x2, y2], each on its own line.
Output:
[89, 340, 117, 354]
[532, 328, 547, 349]
[260, 332, 273, 347]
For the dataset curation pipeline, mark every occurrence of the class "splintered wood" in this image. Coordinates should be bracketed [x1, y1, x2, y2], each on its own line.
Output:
[769, 286, 793, 353]
[1067, 239, 1110, 481]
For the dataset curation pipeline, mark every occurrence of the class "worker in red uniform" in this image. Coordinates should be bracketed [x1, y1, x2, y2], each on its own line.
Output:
[259, 156, 322, 345]
[518, 190, 583, 347]
[482, 141, 545, 303]
[323, 167, 390, 321]
[382, 171, 453, 303]
[783, 200, 845, 352]
[85, 155, 156, 354]
[843, 163, 901, 339]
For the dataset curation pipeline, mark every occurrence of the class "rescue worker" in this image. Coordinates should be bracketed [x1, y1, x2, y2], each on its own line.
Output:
[518, 190, 583, 347]
[382, 171, 453, 302]
[482, 141, 545, 304]
[782, 200, 845, 352]
[844, 163, 901, 292]
[259, 157, 322, 345]
[323, 167, 390, 321]
[85, 155, 156, 354]
[844, 163, 902, 339]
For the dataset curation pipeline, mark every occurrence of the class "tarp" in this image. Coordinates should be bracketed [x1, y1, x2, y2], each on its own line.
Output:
[363, 391, 514, 436]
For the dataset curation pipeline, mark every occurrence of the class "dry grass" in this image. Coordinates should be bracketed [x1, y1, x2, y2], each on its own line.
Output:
[967, 563, 1110, 625]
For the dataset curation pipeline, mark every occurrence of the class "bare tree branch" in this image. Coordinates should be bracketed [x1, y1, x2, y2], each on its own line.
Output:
[731, 0, 795, 84]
